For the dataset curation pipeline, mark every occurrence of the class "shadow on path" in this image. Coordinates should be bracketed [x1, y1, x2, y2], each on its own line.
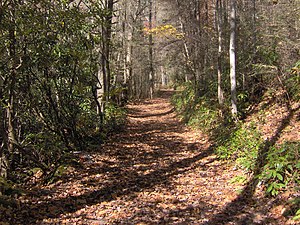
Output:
[128, 108, 175, 118]
[17, 90, 216, 224]
[202, 104, 300, 225]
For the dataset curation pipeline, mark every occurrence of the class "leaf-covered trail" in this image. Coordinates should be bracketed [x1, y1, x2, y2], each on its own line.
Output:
[12, 90, 283, 224]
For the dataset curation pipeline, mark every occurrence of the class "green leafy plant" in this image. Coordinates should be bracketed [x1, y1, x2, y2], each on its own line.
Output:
[229, 175, 247, 185]
[172, 82, 218, 131]
[259, 142, 300, 196]
[172, 82, 197, 115]
[0, 177, 22, 196]
[187, 101, 218, 131]
[286, 61, 300, 101]
[215, 123, 263, 171]
[293, 208, 300, 221]
[256, 45, 279, 66]
[281, 197, 300, 221]
[104, 103, 126, 133]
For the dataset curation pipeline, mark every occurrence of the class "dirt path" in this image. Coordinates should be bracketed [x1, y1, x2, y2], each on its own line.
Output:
[10, 90, 286, 224]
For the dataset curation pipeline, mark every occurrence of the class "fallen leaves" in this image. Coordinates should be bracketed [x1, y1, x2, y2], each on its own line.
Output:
[1, 90, 297, 224]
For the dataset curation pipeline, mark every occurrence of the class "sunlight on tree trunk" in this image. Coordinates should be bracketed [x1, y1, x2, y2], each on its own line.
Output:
[96, 0, 114, 127]
[216, 0, 224, 105]
[148, 0, 154, 99]
[229, 0, 238, 119]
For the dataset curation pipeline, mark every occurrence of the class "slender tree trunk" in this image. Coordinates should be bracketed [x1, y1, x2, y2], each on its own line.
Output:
[161, 66, 167, 86]
[148, 0, 154, 98]
[216, 0, 224, 105]
[252, 0, 257, 59]
[125, 15, 133, 88]
[7, 86, 16, 163]
[96, 66, 105, 125]
[229, 0, 238, 118]
[123, 0, 133, 86]
[2, 6, 18, 177]
[0, 86, 8, 179]
[176, 0, 193, 83]
[125, 40, 133, 85]
[96, 0, 114, 125]
[105, 0, 113, 101]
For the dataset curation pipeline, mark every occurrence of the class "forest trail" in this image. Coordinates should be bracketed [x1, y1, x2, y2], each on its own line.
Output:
[12, 90, 283, 224]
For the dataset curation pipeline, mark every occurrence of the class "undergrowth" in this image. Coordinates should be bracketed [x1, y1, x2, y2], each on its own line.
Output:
[259, 142, 300, 196]
[286, 60, 300, 101]
[216, 123, 263, 172]
[104, 103, 127, 134]
[172, 83, 300, 220]
[171, 82, 218, 131]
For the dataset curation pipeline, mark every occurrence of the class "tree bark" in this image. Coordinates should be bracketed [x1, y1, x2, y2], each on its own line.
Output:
[0, 84, 8, 179]
[148, 0, 154, 98]
[229, 0, 238, 118]
[216, 0, 224, 105]
[176, 0, 193, 83]
[96, 0, 114, 125]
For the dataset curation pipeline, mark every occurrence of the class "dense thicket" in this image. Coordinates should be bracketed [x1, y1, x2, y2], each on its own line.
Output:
[0, 0, 125, 184]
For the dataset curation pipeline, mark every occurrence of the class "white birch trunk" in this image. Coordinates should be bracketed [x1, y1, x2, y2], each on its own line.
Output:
[229, 0, 238, 118]
[216, 0, 224, 105]
[148, 0, 154, 99]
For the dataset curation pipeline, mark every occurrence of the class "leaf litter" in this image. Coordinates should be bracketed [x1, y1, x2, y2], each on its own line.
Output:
[1, 90, 297, 224]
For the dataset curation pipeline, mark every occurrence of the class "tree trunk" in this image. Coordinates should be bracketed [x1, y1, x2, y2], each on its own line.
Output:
[0, 85, 8, 179]
[216, 0, 224, 105]
[104, 0, 113, 102]
[176, 0, 193, 83]
[148, 0, 154, 98]
[124, 9, 133, 86]
[96, 0, 114, 125]
[161, 66, 167, 86]
[252, 0, 257, 60]
[229, 0, 238, 118]
[96, 66, 105, 125]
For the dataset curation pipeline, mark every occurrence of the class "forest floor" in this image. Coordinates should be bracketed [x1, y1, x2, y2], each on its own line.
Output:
[3, 90, 298, 224]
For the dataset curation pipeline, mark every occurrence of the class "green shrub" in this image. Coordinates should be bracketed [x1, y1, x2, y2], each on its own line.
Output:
[293, 208, 300, 221]
[256, 45, 279, 66]
[286, 61, 300, 101]
[281, 197, 300, 221]
[259, 142, 300, 196]
[215, 123, 263, 172]
[22, 131, 68, 175]
[0, 177, 22, 196]
[172, 82, 218, 131]
[104, 103, 126, 133]
[171, 82, 197, 114]
[187, 102, 218, 132]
